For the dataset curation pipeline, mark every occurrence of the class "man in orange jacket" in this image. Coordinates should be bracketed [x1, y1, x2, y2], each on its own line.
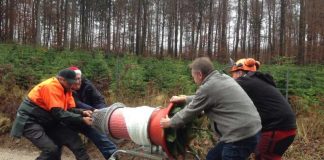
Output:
[11, 68, 92, 160]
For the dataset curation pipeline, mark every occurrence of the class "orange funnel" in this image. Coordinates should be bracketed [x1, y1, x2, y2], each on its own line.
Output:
[148, 103, 175, 159]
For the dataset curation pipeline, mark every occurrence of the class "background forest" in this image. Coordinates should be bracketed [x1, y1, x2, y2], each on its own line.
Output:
[0, 0, 323, 63]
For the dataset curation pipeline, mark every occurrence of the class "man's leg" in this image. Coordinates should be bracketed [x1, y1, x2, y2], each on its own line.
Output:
[206, 141, 225, 160]
[48, 125, 90, 160]
[23, 123, 61, 160]
[80, 125, 117, 159]
[222, 132, 260, 160]
[256, 129, 296, 160]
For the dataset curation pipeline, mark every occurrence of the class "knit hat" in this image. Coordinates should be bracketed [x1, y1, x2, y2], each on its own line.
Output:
[69, 66, 82, 75]
[58, 68, 77, 84]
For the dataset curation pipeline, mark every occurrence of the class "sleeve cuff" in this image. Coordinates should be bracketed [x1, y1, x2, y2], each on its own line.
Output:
[170, 114, 185, 128]
[185, 95, 195, 104]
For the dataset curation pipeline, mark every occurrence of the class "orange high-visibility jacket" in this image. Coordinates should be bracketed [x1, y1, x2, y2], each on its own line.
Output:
[28, 77, 76, 111]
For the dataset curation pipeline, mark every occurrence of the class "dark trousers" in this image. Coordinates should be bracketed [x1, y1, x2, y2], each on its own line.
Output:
[206, 132, 260, 160]
[23, 123, 90, 160]
[79, 125, 117, 159]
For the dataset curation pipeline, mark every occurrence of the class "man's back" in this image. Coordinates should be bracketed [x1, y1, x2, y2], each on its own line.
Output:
[201, 71, 261, 142]
[236, 72, 296, 131]
[172, 70, 262, 143]
[28, 77, 75, 111]
[74, 78, 106, 110]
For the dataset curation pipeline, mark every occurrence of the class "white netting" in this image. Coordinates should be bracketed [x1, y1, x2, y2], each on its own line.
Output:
[92, 107, 109, 134]
[121, 106, 155, 145]
[92, 103, 126, 144]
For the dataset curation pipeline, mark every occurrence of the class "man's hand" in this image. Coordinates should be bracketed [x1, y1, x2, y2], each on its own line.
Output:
[160, 115, 171, 128]
[82, 110, 93, 117]
[83, 117, 93, 125]
[170, 95, 187, 103]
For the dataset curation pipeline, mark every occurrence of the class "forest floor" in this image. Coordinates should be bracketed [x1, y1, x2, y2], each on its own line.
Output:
[0, 133, 164, 160]
[0, 133, 101, 160]
[0, 131, 323, 160]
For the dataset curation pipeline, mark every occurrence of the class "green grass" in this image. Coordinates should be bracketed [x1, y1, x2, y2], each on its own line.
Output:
[1, 44, 323, 106]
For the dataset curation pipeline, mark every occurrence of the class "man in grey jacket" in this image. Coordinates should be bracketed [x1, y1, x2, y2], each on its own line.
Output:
[160, 57, 261, 160]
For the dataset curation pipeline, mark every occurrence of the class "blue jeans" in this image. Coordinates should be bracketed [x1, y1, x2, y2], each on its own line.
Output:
[79, 125, 117, 159]
[206, 132, 260, 160]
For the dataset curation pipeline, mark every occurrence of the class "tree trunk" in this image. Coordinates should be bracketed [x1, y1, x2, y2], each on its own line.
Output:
[179, 1, 183, 57]
[141, 0, 148, 55]
[174, 0, 178, 57]
[207, 0, 214, 58]
[56, 0, 62, 49]
[155, 0, 160, 55]
[106, 0, 112, 55]
[147, 13, 152, 55]
[241, 0, 247, 55]
[70, 0, 76, 50]
[279, 0, 286, 57]
[271, 1, 276, 57]
[80, 0, 86, 48]
[219, 0, 228, 62]
[234, 0, 241, 59]
[0, 0, 3, 42]
[160, 2, 165, 58]
[195, 2, 203, 57]
[266, 0, 273, 62]
[129, 2, 135, 53]
[8, 0, 15, 42]
[135, 0, 142, 55]
[297, 0, 305, 64]
[251, 0, 262, 59]
[191, 13, 196, 59]
[35, 0, 41, 45]
[63, 0, 69, 49]
[167, 4, 173, 57]
[122, 11, 127, 53]
[257, 0, 263, 60]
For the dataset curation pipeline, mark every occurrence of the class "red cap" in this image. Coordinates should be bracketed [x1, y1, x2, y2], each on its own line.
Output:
[69, 66, 82, 75]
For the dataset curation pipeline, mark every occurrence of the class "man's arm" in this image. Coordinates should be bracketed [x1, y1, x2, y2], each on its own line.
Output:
[185, 95, 195, 104]
[41, 85, 92, 125]
[50, 107, 84, 125]
[73, 91, 95, 110]
[84, 81, 107, 109]
[170, 95, 195, 104]
[76, 99, 95, 111]
[169, 89, 210, 128]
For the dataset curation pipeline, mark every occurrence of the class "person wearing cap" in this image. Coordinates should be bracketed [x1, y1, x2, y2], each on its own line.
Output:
[69, 66, 117, 159]
[230, 58, 297, 160]
[10, 68, 92, 160]
[160, 57, 261, 160]
[69, 67, 108, 111]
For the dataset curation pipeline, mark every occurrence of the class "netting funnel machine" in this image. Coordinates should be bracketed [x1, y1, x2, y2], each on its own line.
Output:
[92, 102, 200, 160]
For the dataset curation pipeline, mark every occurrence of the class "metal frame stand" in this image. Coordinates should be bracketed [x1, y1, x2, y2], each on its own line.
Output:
[109, 145, 200, 160]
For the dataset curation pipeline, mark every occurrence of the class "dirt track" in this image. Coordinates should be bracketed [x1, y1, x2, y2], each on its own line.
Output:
[0, 147, 40, 160]
[0, 133, 105, 160]
[0, 147, 78, 160]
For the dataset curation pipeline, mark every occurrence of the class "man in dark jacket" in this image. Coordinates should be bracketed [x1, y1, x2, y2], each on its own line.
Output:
[10, 68, 92, 160]
[231, 58, 297, 160]
[70, 67, 117, 159]
[160, 57, 261, 160]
